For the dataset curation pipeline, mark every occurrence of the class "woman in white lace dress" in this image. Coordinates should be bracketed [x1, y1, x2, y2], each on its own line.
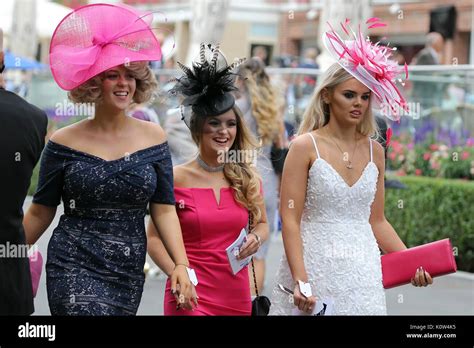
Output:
[269, 19, 433, 316]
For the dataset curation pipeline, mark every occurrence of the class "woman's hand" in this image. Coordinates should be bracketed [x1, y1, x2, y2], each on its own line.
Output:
[411, 267, 433, 287]
[237, 233, 261, 260]
[170, 265, 197, 310]
[293, 283, 317, 314]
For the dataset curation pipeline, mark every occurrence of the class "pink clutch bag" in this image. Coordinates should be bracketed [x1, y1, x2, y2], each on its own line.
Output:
[381, 239, 457, 289]
[29, 250, 43, 298]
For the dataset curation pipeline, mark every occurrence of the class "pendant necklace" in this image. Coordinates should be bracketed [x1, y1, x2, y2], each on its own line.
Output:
[325, 128, 358, 169]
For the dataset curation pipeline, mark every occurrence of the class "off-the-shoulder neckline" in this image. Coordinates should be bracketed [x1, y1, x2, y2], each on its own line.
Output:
[48, 140, 168, 163]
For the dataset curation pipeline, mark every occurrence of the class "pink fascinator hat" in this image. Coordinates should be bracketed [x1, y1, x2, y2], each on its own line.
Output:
[49, 3, 162, 91]
[323, 18, 408, 121]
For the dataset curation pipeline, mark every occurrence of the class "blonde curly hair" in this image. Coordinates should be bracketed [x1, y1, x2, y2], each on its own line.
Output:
[68, 62, 157, 104]
[190, 106, 263, 226]
[238, 58, 282, 145]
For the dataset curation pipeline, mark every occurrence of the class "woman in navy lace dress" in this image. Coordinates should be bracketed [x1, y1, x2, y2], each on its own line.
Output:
[23, 4, 197, 315]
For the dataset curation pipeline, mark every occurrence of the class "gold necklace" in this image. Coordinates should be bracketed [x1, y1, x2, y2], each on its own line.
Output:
[325, 128, 358, 169]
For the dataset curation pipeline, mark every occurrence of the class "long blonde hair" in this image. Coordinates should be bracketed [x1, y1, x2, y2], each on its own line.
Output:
[190, 106, 263, 226]
[238, 58, 281, 145]
[298, 63, 379, 138]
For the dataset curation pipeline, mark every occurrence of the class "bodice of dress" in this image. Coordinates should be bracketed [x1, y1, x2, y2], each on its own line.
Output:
[269, 133, 387, 315]
[301, 134, 379, 226]
[33, 140, 175, 221]
[174, 187, 248, 251]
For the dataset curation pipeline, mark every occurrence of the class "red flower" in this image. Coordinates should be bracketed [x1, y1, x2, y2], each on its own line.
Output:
[415, 169, 422, 176]
[429, 144, 439, 151]
[396, 169, 406, 176]
[386, 128, 392, 147]
[461, 151, 470, 160]
[423, 153, 431, 161]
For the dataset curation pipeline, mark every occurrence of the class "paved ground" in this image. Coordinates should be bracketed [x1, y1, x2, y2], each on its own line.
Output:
[26, 198, 474, 316]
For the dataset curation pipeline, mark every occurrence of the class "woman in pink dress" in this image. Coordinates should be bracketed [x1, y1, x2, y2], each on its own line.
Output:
[147, 44, 269, 315]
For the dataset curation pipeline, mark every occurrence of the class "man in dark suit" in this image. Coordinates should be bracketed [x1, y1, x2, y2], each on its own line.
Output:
[412, 32, 444, 109]
[0, 28, 48, 315]
[413, 32, 444, 65]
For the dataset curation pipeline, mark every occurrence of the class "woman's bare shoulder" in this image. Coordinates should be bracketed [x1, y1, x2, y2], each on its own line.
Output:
[173, 160, 197, 187]
[49, 120, 88, 147]
[130, 118, 167, 145]
[289, 132, 314, 150]
[371, 139, 385, 164]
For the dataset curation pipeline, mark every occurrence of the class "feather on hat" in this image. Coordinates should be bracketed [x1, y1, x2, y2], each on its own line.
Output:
[170, 43, 245, 126]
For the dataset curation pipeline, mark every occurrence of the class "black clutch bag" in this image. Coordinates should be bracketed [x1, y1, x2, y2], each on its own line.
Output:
[251, 258, 271, 316]
[248, 214, 271, 316]
[270, 144, 289, 175]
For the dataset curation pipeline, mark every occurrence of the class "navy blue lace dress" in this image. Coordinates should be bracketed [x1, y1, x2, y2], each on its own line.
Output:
[33, 140, 175, 315]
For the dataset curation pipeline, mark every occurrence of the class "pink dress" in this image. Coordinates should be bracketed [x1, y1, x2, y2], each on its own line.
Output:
[164, 187, 252, 316]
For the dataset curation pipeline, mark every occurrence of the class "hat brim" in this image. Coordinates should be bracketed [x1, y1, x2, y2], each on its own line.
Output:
[322, 29, 408, 121]
[180, 93, 236, 129]
[50, 3, 162, 91]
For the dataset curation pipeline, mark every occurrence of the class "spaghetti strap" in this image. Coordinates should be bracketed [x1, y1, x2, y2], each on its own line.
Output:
[308, 133, 320, 159]
[369, 138, 373, 162]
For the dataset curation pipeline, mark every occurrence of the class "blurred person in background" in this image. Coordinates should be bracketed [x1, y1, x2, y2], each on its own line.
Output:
[236, 57, 287, 294]
[0, 72, 5, 89]
[412, 32, 444, 109]
[252, 45, 269, 66]
[412, 32, 444, 65]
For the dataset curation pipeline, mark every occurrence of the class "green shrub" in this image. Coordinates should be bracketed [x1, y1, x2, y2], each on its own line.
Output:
[385, 175, 474, 272]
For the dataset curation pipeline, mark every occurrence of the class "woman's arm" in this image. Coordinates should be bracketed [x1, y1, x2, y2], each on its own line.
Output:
[369, 141, 407, 253]
[24, 203, 57, 245]
[280, 135, 317, 312]
[237, 185, 269, 259]
[279, 136, 311, 282]
[146, 218, 175, 277]
[273, 117, 289, 149]
[149, 203, 197, 308]
[149, 203, 189, 267]
[369, 141, 432, 287]
[147, 164, 187, 276]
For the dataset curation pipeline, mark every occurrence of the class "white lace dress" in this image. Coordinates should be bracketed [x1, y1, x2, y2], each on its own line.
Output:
[269, 133, 387, 315]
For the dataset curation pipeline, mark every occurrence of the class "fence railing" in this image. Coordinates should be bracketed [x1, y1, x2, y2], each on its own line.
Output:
[24, 65, 474, 141]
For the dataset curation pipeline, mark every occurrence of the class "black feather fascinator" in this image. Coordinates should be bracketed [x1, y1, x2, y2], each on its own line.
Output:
[170, 43, 246, 127]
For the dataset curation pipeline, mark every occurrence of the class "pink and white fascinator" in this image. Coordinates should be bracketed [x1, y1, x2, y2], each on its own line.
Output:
[49, 3, 162, 91]
[323, 18, 409, 121]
